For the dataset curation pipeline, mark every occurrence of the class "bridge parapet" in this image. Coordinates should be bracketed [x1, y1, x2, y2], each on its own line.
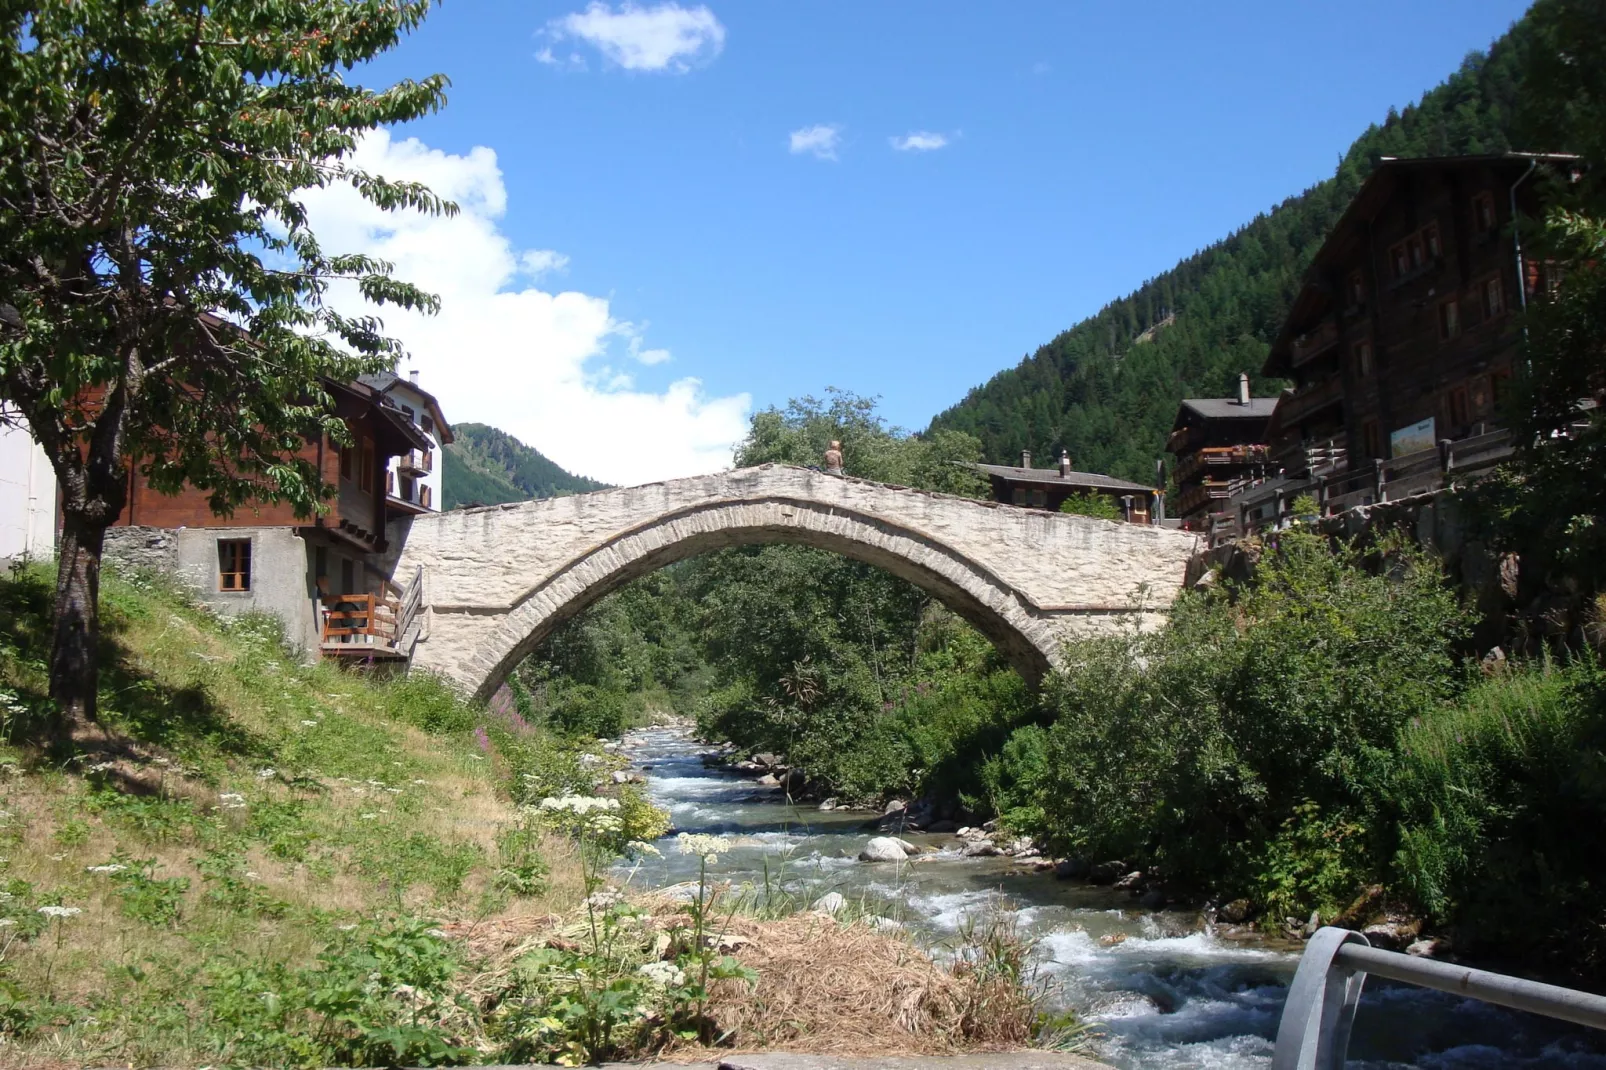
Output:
[382, 465, 1200, 700]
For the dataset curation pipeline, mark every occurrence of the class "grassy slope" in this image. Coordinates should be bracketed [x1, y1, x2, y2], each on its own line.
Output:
[0, 563, 582, 1066]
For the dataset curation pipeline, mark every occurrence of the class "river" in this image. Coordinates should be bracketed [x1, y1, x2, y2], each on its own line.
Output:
[615, 726, 1606, 1069]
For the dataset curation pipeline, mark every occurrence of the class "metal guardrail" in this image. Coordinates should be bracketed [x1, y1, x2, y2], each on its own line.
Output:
[1272, 927, 1606, 1068]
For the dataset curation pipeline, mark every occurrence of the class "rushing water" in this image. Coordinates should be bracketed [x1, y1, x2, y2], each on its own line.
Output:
[616, 726, 1606, 1069]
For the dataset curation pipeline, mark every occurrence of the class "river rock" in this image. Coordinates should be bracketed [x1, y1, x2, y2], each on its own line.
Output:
[1362, 917, 1419, 950]
[1406, 937, 1445, 958]
[1114, 870, 1143, 890]
[884, 799, 908, 816]
[1054, 858, 1091, 880]
[733, 760, 763, 773]
[751, 752, 780, 768]
[1218, 898, 1252, 923]
[858, 837, 911, 862]
[817, 797, 839, 811]
[1089, 861, 1127, 885]
[962, 840, 1001, 857]
[864, 915, 905, 932]
[755, 773, 781, 787]
[813, 892, 847, 916]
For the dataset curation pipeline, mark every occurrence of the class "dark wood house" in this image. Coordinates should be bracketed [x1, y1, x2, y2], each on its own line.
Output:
[969, 452, 1163, 524]
[1166, 374, 1278, 529]
[1260, 152, 1577, 512]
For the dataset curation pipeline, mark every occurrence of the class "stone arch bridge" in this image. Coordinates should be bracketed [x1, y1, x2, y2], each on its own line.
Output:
[381, 465, 1200, 701]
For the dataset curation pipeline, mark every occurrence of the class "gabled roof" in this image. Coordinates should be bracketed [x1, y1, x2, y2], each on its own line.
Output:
[966, 462, 1154, 493]
[357, 370, 454, 444]
[1262, 151, 1580, 377]
[1177, 398, 1280, 421]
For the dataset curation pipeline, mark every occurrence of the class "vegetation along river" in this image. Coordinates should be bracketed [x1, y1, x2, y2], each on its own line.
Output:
[615, 725, 1606, 1070]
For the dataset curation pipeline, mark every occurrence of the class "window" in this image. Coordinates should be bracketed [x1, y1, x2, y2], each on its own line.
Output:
[1448, 387, 1471, 429]
[1437, 297, 1460, 342]
[1011, 487, 1026, 506]
[421, 415, 435, 437]
[401, 405, 414, 421]
[1472, 191, 1497, 235]
[1479, 276, 1505, 320]
[1391, 243, 1410, 278]
[1353, 340, 1374, 378]
[218, 539, 252, 592]
[1029, 487, 1047, 508]
[1409, 234, 1426, 270]
[1423, 224, 1441, 259]
[1347, 270, 1366, 307]
[1362, 420, 1382, 459]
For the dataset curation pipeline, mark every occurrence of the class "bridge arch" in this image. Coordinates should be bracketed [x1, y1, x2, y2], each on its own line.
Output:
[383, 465, 1199, 702]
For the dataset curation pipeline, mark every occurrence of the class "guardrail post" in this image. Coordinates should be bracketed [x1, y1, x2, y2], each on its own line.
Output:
[1272, 927, 1371, 1070]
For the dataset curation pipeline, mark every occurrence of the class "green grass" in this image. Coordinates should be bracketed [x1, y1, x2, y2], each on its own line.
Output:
[0, 560, 590, 1066]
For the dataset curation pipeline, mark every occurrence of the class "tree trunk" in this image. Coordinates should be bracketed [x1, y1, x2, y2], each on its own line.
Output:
[49, 510, 107, 736]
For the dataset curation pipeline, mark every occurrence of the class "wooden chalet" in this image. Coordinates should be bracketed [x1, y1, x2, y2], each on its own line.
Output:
[969, 452, 1163, 524]
[1221, 151, 1578, 537]
[114, 373, 448, 661]
[1165, 373, 1278, 529]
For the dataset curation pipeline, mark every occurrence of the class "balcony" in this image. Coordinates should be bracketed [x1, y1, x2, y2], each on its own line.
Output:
[1288, 321, 1339, 369]
[320, 567, 425, 660]
[386, 472, 434, 513]
[1174, 444, 1270, 485]
[1276, 375, 1344, 427]
[399, 448, 433, 475]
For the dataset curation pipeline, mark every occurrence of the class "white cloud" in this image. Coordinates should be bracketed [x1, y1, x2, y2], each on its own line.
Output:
[519, 249, 570, 277]
[890, 131, 948, 153]
[789, 124, 842, 161]
[297, 131, 750, 486]
[542, 2, 725, 73]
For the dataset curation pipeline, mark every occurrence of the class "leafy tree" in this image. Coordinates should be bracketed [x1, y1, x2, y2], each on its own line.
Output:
[1477, 0, 1606, 604]
[1058, 492, 1119, 520]
[0, 0, 449, 731]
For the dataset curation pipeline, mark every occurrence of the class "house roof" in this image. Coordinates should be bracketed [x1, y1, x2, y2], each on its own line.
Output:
[325, 378, 433, 454]
[1176, 398, 1280, 421]
[966, 462, 1155, 494]
[356, 370, 455, 444]
[1263, 151, 1580, 377]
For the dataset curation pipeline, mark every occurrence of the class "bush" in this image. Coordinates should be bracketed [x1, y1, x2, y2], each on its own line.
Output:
[545, 684, 628, 739]
[1059, 492, 1120, 520]
[380, 672, 477, 735]
[1393, 656, 1606, 973]
[1038, 529, 1469, 909]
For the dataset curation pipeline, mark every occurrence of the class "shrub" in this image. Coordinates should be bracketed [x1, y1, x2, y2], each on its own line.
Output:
[1393, 656, 1606, 972]
[1059, 492, 1120, 520]
[546, 684, 628, 739]
[381, 673, 476, 735]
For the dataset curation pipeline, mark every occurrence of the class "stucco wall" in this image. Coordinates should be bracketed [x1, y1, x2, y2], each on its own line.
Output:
[106, 525, 321, 655]
[0, 422, 55, 562]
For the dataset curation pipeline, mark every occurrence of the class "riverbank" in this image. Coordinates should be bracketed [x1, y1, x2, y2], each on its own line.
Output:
[619, 725, 1606, 1069]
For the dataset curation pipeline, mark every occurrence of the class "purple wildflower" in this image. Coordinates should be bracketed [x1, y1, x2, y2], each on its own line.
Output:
[474, 725, 492, 753]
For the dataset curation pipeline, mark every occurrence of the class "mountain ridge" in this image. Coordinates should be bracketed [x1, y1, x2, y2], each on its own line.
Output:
[443, 422, 609, 509]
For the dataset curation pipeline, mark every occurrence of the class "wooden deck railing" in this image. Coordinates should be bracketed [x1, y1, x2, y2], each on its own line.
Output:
[320, 591, 400, 650]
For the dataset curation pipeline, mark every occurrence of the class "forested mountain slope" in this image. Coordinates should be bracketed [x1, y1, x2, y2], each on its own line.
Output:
[443, 422, 608, 509]
[928, 31, 1530, 484]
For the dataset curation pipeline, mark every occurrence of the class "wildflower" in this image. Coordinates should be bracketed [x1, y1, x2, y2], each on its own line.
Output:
[468, 755, 485, 762]
[584, 890, 623, 910]
[256, 768, 276, 779]
[637, 961, 685, 987]
[0, 919, 14, 928]
[245, 872, 261, 880]
[85, 864, 127, 875]
[360, 813, 377, 820]
[676, 832, 724, 864]
[336, 923, 357, 932]
[37, 906, 81, 919]
[85, 761, 116, 773]
[411, 779, 428, 786]
[626, 841, 662, 857]
[299, 720, 319, 727]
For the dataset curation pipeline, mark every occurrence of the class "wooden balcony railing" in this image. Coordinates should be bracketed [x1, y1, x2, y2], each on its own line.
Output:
[1288, 321, 1339, 369]
[399, 448, 433, 475]
[1277, 375, 1345, 426]
[1174, 444, 1270, 485]
[320, 591, 400, 652]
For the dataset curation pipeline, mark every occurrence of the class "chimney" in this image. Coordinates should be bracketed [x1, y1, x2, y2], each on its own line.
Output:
[1021, 449, 1032, 469]
[1237, 372, 1251, 406]
[409, 369, 421, 385]
[1059, 450, 1072, 477]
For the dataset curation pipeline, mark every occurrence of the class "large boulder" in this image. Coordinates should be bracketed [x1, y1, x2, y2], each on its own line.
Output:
[962, 840, 1001, 858]
[1054, 858, 1091, 880]
[1089, 860, 1128, 885]
[858, 837, 911, 863]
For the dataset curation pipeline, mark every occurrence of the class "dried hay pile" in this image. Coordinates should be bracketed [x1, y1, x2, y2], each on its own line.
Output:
[701, 909, 1038, 1056]
[445, 897, 1040, 1059]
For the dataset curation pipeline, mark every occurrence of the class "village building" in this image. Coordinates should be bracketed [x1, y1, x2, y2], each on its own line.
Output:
[1225, 151, 1578, 536]
[1164, 373, 1278, 530]
[108, 371, 449, 661]
[968, 451, 1164, 524]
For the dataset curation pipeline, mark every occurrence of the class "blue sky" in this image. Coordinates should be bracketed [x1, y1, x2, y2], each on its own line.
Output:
[323, 1, 1533, 484]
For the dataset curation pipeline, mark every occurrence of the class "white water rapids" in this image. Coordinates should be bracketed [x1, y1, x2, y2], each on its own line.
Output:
[614, 726, 1606, 1069]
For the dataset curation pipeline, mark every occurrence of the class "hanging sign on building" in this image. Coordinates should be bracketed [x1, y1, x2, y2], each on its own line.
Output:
[1389, 416, 1437, 457]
